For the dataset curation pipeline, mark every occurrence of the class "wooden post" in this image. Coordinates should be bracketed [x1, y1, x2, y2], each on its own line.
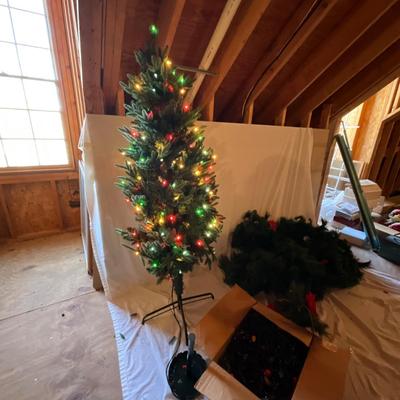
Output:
[317, 103, 332, 129]
[274, 108, 287, 126]
[243, 102, 254, 124]
[203, 97, 215, 121]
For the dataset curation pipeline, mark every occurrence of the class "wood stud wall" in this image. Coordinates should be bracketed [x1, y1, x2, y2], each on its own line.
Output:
[368, 79, 400, 196]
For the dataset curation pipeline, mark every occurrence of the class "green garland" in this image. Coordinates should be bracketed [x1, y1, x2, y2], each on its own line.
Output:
[219, 211, 369, 335]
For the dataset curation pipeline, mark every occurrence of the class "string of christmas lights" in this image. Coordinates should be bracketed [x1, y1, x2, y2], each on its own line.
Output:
[116, 24, 223, 282]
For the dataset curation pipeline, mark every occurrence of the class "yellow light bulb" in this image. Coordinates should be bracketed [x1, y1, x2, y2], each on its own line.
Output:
[137, 175, 142, 181]
[212, 154, 217, 160]
[127, 160, 132, 165]
[159, 216, 165, 225]
[135, 206, 141, 212]
[209, 191, 214, 197]
[135, 251, 140, 256]
[178, 163, 184, 169]
[165, 59, 172, 67]
[121, 151, 126, 156]
[179, 88, 186, 95]
[134, 83, 142, 91]
[193, 127, 199, 133]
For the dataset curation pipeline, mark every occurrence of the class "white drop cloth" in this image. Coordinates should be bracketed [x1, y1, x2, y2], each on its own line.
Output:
[80, 114, 400, 400]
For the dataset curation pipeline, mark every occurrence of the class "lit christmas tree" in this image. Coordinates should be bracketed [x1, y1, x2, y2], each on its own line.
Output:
[116, 25, 223, 327]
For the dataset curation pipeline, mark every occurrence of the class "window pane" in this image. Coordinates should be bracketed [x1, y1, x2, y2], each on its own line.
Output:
[18, 45, 55, 79]
[0, 77, 26, 108]
[0, 42, 21, 75]
[0, 109, 32, 138]
[0, 144, 7, 167]
[0, 6, 14, 42]
[11, 9, 49, 48]
[2, 139, 39, 166]
[36, 139, 68, 165]
[30, 111, 64, 139]
[23, 79, 60, 111]
[0, 0, 8, 5]
[9, 0, 45, 14]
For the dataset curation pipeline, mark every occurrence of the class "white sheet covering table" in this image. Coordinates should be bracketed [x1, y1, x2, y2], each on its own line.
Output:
[80, 114, 400, 400]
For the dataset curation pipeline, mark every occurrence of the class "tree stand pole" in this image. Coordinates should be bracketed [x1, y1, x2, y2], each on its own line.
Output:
[174, 273, 189, 345]
[141, 274, 214, 346]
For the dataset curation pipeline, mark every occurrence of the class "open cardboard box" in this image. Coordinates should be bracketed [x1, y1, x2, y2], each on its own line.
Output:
[194, 285, 350, 400]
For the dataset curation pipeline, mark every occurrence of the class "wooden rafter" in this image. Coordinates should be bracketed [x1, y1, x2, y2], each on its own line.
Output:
[242, 0, 339, 122]
[257, 0, 396, 123]
[157, 0, 186, 51]
[286, 2, 400, 125]
[329, 41, 400, 118]
[220, 0, 317, 122]
[102, 0, 128, 114]
[185, 0, 242, 104]
[195, 0, 273, 110]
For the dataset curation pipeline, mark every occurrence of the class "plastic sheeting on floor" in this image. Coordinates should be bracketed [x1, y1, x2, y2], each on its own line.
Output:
[80, 114, 400, 399]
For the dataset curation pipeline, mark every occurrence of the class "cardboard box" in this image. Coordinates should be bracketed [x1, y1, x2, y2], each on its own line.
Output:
[194, 285, 350, 400]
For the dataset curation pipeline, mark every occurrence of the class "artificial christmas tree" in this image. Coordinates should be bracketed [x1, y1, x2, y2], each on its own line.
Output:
[115, 25, 223, 398]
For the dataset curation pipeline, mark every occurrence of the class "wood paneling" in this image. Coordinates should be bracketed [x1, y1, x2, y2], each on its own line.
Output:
[57, 180, 81, 229]
[3, 182, 60, 238]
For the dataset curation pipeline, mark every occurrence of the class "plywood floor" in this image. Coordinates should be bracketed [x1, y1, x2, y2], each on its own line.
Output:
[0, 232, 122, 400]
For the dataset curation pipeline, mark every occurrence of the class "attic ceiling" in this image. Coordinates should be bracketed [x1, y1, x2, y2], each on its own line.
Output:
[78, 0, 400, 128]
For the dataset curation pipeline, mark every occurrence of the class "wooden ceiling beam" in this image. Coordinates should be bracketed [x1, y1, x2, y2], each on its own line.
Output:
[286, 4, 400, 125]
[195, 0, 273, 110]
[329, 41, 400, 119]
[102, 0, 128, 114]
[185, 0, 242, 104]
[242, 0, 339, 122]
[156, 0, 186, 51]
[258, 0, 397, 123]
[220, 0, 317, 122]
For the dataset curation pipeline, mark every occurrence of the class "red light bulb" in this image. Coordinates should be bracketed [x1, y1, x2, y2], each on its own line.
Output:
[131, 129, 139, 138]
[167, 214, 177, 224]
[166, 132, 174, 141]
[182, 103, 191, 113]
[175, 234, 183, 245]
[161, 179, 169, 188]
[167, 84, 174, 93]
[196, 239, 205, 247]
[147, 110, 154, 120]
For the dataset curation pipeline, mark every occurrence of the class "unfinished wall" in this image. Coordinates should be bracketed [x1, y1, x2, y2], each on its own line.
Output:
[0, 176, 80, 241]
[352, 81, 397, 175]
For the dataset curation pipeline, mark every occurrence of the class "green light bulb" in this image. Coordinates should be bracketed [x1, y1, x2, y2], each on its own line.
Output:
[149, 24, 159, 36]
[196, 207, 205, 217]
[178, 75, 185, 86]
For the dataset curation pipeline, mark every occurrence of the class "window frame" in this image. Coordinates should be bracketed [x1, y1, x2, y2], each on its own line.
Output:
[0, 0, 83, 177]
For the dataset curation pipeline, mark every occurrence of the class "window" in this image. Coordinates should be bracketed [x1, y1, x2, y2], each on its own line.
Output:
[0, 0, 70, 170]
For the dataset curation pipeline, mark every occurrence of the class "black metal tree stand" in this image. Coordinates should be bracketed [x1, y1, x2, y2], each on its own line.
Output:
[142, 274, 211, 399]
[141, 273, 214, 345]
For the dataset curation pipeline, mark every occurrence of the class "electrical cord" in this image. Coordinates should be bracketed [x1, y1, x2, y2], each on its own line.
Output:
[240, 0, 322, 120]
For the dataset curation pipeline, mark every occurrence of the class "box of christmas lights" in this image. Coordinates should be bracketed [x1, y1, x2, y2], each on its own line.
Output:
[194, 285, 350, 400]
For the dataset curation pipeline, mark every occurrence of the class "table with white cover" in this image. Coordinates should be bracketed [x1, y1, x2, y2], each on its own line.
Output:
[80, 114, 400, 400]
